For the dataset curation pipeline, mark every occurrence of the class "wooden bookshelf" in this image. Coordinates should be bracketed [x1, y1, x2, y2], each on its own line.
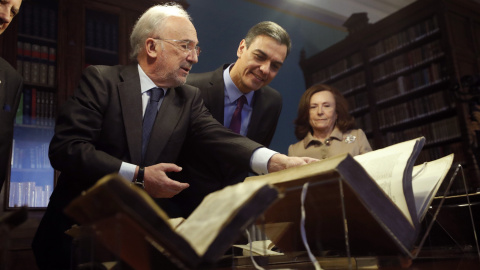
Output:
[300, 0, 480, 194]
[0, 0, 189, 268]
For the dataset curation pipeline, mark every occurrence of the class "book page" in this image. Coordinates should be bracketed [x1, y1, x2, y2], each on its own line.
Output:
[353, 137, 424, 225]
[175, 181, 275, 257]
[233, 240, 283, 256]
[412, 154, 454, 220]
[168, 217, 185, 229]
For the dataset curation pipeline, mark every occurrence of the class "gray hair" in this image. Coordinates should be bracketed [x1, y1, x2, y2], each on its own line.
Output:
[244, 21, 292, 57]
[129, 3, 191, 60]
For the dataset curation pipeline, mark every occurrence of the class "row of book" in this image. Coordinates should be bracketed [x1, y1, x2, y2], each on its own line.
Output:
[347, 91, 368, 111]
[375, 64, 447, 103]
[383, 116, 461, 146]
[17, 42, 56, 87]
[368, 16, 439, 60]
[18, 2, 57, 40]
[310, 17, 440, 85]
[8, 182, 53, 208]
[328, 71, 366, 96]
[354, 112, 372, 135]
[16, 88, 56, 126]
[11, 141, 51, 170]
[85, 16, 119, 52]
[372, 40, 443, 82]
[377, 91, 454, 128]
[317, 52, 363, 82]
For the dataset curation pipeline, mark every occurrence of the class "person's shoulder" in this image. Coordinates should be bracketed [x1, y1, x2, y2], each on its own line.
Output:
[174, 84, 200, 98]
[84, 64, 137, 81]
[344, 128, 368, 139]
[261, 84, 281, 96]
[186, 70, 214, 81]
[289, 139, 304, 148]
[86, 64, 130, 73]
[186, 64, 227, 86]
[288, 139, 305, 156]
[0, 57, 21, 78]
[256, 84, 282, 105]
[0, 57, 11, 68]
[178, 83, 199, 92]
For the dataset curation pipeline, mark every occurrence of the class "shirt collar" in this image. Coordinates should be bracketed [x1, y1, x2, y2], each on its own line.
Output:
[303, 127, 344, 148]
[138, 64, 164, 94]
[223, 63, 254, 105]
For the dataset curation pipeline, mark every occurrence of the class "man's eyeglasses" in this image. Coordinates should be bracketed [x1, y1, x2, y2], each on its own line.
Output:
[153, 38, 201, 56]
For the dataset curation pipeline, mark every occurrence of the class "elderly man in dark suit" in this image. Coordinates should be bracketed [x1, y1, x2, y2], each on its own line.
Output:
[0, 0, 23, 192]
[32, 3, 315, 269]
[168, 21, 290, 217]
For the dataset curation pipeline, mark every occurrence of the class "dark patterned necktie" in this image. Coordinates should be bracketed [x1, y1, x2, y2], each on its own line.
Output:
[142, 87, 163, 158]
[229, 95, 247, 134]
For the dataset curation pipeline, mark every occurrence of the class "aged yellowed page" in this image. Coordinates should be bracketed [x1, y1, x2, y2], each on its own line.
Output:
[175, 181, 273, 256]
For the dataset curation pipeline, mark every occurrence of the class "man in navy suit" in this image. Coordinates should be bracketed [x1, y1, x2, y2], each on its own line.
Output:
[0, 0, 23, 192]
[169, 21, 290, 217]
[32, 4, 314, 269]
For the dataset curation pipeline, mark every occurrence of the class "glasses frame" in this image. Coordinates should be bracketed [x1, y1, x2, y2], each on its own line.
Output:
[152, 38, 201, 56]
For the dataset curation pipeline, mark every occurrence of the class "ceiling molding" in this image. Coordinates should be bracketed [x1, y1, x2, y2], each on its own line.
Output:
[247, 0, 416, 30]
[246, 0, 348, 31]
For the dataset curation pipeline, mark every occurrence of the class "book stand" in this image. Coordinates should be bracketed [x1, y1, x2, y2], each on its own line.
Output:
[241, 164, 480, 270]
[414, 164, 480, 258]
[70, 214, 190, 270]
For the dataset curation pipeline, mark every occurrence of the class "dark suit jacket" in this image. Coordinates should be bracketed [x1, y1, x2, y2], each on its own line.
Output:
[0, 57, 23, 191]
[32, 64, 262, 270]
[170, 64, 282, 217]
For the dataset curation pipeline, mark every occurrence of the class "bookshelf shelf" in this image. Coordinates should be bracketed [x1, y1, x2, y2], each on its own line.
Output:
[379, 106, 456, 130]
[372, 54, 446, 85]
[0, 0, 190, 267]
[17, 34, 56, 44]
[85, 46, 118, 55]
[349, 105, 369, 115]
[321, 63, 364, 84]
[376, 79, 450, 107]
[300, 0, 480, 194]
[423, 135, 463, 148]
[368, 28, 441, 63]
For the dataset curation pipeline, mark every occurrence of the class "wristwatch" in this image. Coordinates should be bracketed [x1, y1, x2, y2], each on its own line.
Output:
[133, 166, 145, 189]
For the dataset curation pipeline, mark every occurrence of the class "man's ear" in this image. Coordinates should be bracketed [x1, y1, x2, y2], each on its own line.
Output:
[145, 39, 158, 58]
[237, 39, 247, 58]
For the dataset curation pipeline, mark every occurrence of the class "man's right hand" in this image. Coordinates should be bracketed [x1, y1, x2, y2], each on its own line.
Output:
[143, 163, 189, 198]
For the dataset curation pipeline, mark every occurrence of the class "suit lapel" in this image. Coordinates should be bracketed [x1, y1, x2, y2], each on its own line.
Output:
[205, 65, 228, 124]
[118, 65, 143, 165]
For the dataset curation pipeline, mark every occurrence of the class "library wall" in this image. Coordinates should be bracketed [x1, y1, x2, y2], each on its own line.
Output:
[300, 0, 480, 195]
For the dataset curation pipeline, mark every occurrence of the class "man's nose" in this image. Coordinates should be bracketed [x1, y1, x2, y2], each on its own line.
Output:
[259, 62, 270, 74]
[0, 10, 12, 24]
[187, 50, 198, 64]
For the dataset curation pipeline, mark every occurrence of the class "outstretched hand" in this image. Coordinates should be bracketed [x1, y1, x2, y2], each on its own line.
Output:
[267, 154, 318, 173]
[143, 163, 189, 198]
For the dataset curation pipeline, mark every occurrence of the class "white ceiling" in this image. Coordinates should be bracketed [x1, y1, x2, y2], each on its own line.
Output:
[294, 0, 416, 25]
[250, 0, 417, 30]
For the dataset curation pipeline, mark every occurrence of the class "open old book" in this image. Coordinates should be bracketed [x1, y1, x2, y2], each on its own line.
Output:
[245, 137, 454, 257]
[64, 173, 279, 270]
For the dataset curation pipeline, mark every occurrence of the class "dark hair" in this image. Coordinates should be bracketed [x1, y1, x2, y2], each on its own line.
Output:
[294, 84, 355, 140]
[244, 21, 291, 57]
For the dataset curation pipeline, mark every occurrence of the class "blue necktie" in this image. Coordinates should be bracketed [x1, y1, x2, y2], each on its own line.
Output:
[229, 95, 247, 134]
[142, 88, 163, 158]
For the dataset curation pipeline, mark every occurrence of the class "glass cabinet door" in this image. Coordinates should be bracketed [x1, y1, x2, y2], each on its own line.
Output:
[6, 0, 57, 209]
[8, 125, 54, 208]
